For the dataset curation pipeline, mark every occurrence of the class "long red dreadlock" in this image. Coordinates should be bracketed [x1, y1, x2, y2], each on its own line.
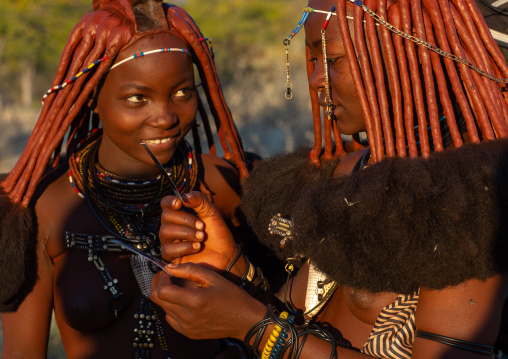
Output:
[1, 0, 248, 207]
[306, 0, 508, 164]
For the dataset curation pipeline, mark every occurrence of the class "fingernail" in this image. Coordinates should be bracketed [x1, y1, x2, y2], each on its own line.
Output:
[195, 231, 204, 240]
[195, 221, 204, 230]
[172, 199, 178, 207]
[192, 242, 201, 250]
[165, 262, 177, 268]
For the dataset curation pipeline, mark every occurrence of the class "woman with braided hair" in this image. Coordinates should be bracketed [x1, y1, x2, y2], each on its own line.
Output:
[150, 0, 508, 358]
[0, 0, 249, 358]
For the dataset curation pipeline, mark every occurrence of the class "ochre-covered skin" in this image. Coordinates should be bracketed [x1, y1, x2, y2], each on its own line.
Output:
[149, 0, 508, 358]
[1, 1, 247, 358]
[1, 0, 248, 207]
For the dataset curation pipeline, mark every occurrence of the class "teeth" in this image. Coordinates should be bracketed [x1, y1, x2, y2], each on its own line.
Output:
[144, 137, 171, 144]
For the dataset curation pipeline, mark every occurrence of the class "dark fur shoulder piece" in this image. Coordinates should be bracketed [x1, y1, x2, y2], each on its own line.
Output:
[0, 174, 38, 312]
[238, 148, 341, 288]
[288, 139, 508, 294]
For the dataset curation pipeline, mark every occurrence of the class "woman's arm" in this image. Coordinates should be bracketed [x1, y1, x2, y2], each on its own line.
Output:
[412, 274, 508, 359]
[1, 230, 55, 358]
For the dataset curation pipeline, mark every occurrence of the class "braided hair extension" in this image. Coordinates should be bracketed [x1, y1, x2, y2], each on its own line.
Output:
[334, 0, 508, 163]
[302, 0, 508, 164]
[1, 0, 248, 207]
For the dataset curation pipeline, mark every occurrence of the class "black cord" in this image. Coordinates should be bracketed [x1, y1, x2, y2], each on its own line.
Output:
[225, 244, 242, 273]
[477, 0, 508, 16]
[416, 330, 494, 355]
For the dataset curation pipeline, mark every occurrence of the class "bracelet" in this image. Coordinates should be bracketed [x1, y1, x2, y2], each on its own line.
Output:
[270, 313, 295, 359]
[243, 304, 341, 359]
[244, 311, 271, 357]
[236, 255, 252, 287]
[225, 243, 242, 275]
[261, 311, 288, 359]
[234, 255, 270, 295]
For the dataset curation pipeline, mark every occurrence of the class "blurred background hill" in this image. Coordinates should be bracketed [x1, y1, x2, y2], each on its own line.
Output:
[0, 0, 313, 357]
[0, 0, 314, 173]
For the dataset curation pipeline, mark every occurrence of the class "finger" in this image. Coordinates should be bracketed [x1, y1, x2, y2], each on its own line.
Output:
[150, 271, 172, 305]
[159, 222, 205, 244]
[150, 273, 184, 324]
[163, 263, 221, 294]
[175, 191, 222, 220]
[160, 205, 204, 230]
[161, 241, 201, 262]
[160, 194, 184, 210]
[167, 191, 220, 217]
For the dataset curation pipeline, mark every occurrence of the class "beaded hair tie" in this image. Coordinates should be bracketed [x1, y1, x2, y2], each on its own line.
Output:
[41, 47, 191, 104]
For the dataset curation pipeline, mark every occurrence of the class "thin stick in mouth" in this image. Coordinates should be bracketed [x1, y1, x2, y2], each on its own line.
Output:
[140, 142, 187, 203]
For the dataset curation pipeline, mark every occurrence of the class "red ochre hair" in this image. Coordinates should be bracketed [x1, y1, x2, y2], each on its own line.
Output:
[308, 0, 508, 164]
[1, 0, 248, 207]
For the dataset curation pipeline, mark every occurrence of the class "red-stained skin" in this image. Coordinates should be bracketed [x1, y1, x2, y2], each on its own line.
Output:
[149, 1, 508, 359]
[1, 31, 242, 359]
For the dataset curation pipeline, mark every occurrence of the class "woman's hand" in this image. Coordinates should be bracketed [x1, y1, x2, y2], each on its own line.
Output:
[159, 191, 240, 273]
[150, 262, 267, 341]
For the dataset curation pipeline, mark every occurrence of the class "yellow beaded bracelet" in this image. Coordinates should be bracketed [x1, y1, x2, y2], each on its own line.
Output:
[261, 311, 289, 359]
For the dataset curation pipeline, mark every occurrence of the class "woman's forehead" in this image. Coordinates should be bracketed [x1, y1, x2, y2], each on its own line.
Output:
[116, 32, 188, 62]
[307, 0, 334, 9]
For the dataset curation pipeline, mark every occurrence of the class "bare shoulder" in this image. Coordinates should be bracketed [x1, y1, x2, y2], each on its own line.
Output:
[35, 169, 87, 258]
[197, 153, 241, 220]
[415, 273, 508, 346]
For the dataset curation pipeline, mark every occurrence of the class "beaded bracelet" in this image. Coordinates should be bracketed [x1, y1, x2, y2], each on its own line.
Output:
[261, 311, 288, 359]
[270, 313, 295, 359]
[243, 305, 341, 359]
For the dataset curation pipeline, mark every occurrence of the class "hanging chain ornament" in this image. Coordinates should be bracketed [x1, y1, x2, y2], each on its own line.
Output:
[284, 38, 293, 99]
[282, 10, 310, 99]
[322, 5, 335, 121]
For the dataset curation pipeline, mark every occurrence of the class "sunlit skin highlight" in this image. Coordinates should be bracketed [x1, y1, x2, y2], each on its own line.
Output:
[95, 33, 197, 178]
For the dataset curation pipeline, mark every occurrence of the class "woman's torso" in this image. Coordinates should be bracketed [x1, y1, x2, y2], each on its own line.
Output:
[36, 151, 241, 358]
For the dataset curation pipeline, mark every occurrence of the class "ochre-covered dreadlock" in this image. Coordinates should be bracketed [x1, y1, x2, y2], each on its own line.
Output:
[1, 0, 248, 207]
[304, 0, 508, 163]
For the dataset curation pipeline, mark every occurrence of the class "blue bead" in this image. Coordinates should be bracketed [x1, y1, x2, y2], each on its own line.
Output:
[280, 331, 288, 339]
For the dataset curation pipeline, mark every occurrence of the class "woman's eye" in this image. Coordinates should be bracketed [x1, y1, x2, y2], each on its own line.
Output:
[172, 87, 194, 99]
[126, 95, 147, 103]
[327, 58, 339, 66]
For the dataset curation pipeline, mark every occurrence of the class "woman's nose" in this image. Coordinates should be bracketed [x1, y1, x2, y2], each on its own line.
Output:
[308, 58, 326, 94]
[148, 102, 178, 129]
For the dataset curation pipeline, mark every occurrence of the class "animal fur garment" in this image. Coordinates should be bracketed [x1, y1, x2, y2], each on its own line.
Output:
[238, 148, 341, 288]
[0, 174, 38, 312]
[241, 140, 508, 294]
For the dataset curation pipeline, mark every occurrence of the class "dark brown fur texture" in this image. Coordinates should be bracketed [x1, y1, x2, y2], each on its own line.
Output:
[238, 148, 341, 289]
[0, 174, 38, 312]
[241, 140, 508, 294]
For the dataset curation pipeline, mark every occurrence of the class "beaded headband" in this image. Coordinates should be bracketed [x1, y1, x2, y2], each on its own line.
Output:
[283, 1, 508, 100]
[41, 47, 191, 104]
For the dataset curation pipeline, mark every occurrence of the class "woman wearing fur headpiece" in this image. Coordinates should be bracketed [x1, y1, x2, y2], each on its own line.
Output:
[0, 0, 249, 357]
[151, 0, 508, 358]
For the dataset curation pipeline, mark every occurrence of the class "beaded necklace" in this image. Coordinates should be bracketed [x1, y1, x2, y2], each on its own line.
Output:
[67, 131, 197, 359]
[68, 131, 198, 242]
